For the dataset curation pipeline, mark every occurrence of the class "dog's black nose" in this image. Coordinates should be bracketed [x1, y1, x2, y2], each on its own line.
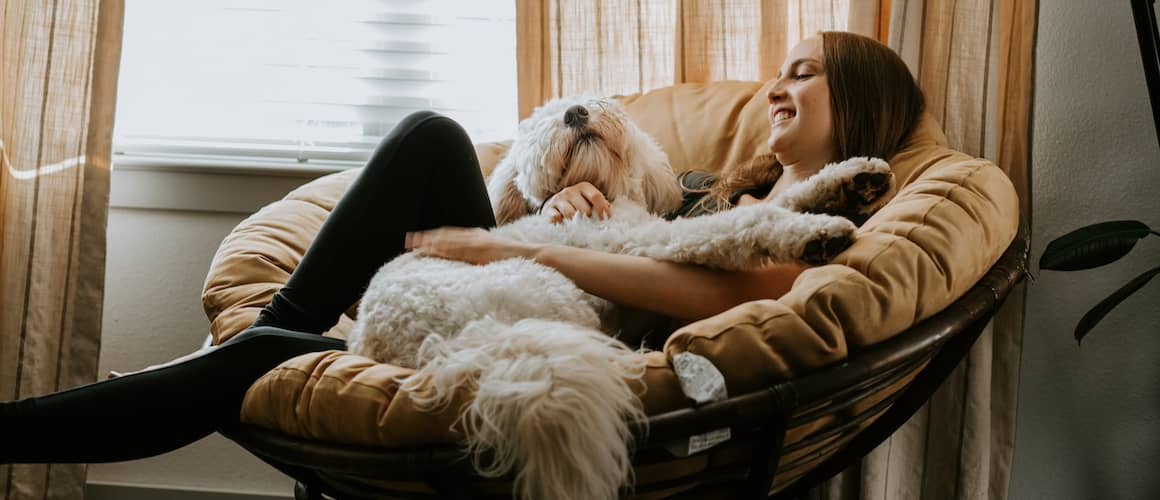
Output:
[564, 105, 589, 127]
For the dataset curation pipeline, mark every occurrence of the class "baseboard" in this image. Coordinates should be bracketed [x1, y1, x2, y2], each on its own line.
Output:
[85, 481, 292, 500]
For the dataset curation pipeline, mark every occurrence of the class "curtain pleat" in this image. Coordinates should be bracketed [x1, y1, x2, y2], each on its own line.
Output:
[759, 0, 791, 82]
[988, 0, 1036, 496]
[0, 0, 123, 498]
[515, 0, 550, 121]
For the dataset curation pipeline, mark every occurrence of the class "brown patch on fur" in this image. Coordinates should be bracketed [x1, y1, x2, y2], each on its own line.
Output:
[801, 232, 854, 265]
[846, 172, 893, 215]
[494, 177, 534, 225]
[802, 171, 893, 224]
[561, 139, 624, 198]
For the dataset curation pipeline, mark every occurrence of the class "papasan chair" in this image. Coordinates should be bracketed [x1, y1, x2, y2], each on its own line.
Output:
[201, 80, 1028, 499]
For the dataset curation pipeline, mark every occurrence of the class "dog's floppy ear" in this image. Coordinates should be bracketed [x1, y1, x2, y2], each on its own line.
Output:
[487, 153, 535, 225]
[625, 122, 683, 216]
[494, 176, 534, 225]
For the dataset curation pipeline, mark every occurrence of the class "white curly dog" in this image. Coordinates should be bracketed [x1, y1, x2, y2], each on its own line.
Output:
[346, 95, 895, 500]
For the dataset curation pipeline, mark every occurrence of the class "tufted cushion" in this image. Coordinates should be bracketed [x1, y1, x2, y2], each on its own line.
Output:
[202, 80, 1018, 490]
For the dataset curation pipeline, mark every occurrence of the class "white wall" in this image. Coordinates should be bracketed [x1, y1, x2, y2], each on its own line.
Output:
[1011, 1, 1160, 499]
[90, 208, 292, 497]
[87, 169, 325, 498]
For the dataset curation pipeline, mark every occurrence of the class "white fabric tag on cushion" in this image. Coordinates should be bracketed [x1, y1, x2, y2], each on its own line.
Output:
[665, 352, 732, 456]
[672, 351, 728, 404]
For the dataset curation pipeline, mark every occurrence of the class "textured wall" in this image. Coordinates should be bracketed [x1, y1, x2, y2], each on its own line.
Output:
[1010, 1, 1160, 499]
[90, 208, 293, 497]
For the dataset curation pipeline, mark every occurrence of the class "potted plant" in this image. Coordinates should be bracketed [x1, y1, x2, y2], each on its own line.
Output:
[1039, 220, 1159, 343]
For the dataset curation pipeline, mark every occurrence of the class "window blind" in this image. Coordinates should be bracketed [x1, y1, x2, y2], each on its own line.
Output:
[112, 0, 518, 167]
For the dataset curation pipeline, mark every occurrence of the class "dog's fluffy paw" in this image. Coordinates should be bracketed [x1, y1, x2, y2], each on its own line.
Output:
[844, 168, 893, 212]
[773, 213, 857, 265]
[800, 229, 855, 265]
[774, 157, 895, 220]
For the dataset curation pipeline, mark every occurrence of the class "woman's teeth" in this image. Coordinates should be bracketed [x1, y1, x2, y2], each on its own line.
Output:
[774, 110, 795, 123]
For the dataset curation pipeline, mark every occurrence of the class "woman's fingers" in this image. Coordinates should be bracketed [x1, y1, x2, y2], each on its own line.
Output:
[544, 192, 585, 224]
[549, 206, 566, 223]
[542, 181, 613, 223]
[403, 227, 531, 265]
[736, 194, 761, 206]
[563, 191, 593, 216]
[550, 202, 577, 223]
[579, 184, 613, 219]
[406, 229, 446, 254]
[404, 230, 425, 250]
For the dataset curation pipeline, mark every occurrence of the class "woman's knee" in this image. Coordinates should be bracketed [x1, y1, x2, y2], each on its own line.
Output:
[363, 110, 479, 180]
[390, 110, 471, 148]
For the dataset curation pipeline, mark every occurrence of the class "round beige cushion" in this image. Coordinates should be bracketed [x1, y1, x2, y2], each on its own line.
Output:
[201, 80, 1019, 486]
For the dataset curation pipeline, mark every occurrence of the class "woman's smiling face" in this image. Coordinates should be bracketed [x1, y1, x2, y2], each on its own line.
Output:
[766, 37, 835, 167]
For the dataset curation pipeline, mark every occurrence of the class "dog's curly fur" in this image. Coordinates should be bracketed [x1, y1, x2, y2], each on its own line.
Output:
[487, 96, 685, 224]
[346, 96, 896, 500]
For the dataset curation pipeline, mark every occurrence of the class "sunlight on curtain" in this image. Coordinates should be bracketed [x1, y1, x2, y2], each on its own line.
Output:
[516, 0, 884, 118]
[0, 1, 123, 499]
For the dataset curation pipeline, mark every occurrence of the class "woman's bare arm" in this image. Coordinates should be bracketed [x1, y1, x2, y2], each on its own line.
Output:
[530, 244, 807, 322]
[407, 225, 808, 322]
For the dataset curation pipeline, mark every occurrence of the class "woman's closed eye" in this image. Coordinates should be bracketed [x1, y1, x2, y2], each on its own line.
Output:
[793, 72, 815, 80]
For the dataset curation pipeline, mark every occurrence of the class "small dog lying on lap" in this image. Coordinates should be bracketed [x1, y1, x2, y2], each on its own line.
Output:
[346, 95, 895, 500]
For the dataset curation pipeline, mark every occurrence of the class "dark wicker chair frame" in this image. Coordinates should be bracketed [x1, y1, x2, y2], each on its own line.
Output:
[219, 227, 1029, 500]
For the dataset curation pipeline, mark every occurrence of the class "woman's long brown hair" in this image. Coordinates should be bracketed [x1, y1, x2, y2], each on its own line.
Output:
[687, 31, 926, 212]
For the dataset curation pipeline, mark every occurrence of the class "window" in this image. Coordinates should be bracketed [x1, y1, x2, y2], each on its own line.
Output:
[113, 0, 518, 168]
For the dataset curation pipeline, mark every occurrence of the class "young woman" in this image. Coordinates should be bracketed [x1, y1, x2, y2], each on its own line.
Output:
[0, 31, 924, 463]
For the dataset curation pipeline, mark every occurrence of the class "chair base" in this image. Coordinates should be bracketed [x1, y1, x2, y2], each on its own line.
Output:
[221, 228, 1029, 500]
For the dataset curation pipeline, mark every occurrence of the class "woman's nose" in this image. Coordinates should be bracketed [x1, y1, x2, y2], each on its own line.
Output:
[767, 83, 786, 104]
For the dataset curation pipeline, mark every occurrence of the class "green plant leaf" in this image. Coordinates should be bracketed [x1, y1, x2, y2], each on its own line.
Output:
[1040, 220, 1154, 271]
[1075, 265, 1160, 344]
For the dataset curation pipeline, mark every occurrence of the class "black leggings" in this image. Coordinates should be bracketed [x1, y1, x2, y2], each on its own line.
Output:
[0, 111, 496, 463]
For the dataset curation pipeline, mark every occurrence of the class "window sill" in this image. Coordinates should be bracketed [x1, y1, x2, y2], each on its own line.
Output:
[110, 155, 353, 214]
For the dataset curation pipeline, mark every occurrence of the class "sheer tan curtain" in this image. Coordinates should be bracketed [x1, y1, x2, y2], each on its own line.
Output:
[0, 1, 123, 499]
[516, 1, 1036, 499]
[814, 1, 1036, 499]
[515, 0, 886, 118]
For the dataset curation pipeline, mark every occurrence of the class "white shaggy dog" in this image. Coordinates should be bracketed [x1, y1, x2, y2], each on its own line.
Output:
[346, 96, 895, 500]
[486, 95, 685, 225]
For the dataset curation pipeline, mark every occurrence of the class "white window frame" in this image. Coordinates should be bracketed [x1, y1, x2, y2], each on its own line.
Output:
[110, 0, 518, 213]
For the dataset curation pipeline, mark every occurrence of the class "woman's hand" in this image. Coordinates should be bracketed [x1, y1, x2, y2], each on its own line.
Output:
[735, 193, 763, 206]
[405, 227, 540, 265]
[541, 181, 613, 224]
